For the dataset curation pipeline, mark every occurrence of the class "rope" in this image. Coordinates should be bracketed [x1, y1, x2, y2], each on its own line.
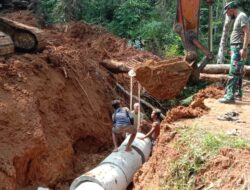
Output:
[128, 69, 136, 110]
[137, 83, 141, 129]
[128, 69, 142, 128]
[130, 76, 133, 110]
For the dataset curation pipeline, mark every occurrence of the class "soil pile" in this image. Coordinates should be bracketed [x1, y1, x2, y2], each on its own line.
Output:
[0, 44, 113, 190]
[0, 11, 160, 190]
[165, 85, 224, 122]
[133, 129, 250, 190]
[4, 10, 38, 27]
[133, 125, 178, 190]
[133, 85, 250, 190]
[135, 58, 192, 100]
[195, 148, 250, 190]
[133, 86, 224, 190]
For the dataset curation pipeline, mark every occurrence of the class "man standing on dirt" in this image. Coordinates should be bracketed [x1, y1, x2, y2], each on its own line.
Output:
[219, 1, 249, 103]
[138, 109, 162, 146]
[111, 100, 137, 152]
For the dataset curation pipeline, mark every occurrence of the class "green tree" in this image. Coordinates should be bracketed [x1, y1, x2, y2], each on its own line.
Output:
[39, 0, 235, 59]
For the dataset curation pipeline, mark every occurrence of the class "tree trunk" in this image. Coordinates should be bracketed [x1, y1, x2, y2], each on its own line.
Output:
[200, 73, 228, 82]
[100, 59, 131, 73]
[200, 73, 250, 84]
[202, 64, 250, 76]
[216, 15, 233, 64]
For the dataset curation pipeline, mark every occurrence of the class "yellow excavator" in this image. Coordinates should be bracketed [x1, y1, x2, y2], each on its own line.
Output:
[0, 0, 214, 100]
[0, 17, 45, 55]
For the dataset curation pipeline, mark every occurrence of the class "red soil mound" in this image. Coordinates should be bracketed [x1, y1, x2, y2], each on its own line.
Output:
[133, 125, 178, 190]
[195, 148, 250, 190]
[133, 127, 250, 190]
[0, 53, 114, 189]
[133, 86, 248, 190]
[4, 10, 38, 26]
[165, 86, 224, 122]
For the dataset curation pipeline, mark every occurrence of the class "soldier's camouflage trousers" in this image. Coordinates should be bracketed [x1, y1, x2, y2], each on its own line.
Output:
[224, 45, 245, 100]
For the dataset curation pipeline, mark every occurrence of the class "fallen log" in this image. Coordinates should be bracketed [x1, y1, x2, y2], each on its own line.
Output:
[200, 73, 250, 85]
[100, 59, 131, 74]
[202, 64, 250, 76]
[200, 73, 228, 83]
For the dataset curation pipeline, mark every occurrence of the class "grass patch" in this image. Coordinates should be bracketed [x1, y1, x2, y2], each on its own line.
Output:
[203, 133, 250, 150]
[163, 126, 250, 190]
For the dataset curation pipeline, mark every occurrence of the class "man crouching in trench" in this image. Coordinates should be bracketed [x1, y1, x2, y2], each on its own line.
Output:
[111, 100, 136, 152]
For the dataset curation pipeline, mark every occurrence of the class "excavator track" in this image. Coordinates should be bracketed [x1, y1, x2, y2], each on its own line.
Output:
[0, 17, 45, 53]
[0, 31, 14, 55]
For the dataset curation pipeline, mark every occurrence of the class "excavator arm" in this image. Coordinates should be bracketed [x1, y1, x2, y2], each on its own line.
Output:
[174, 0, 214, 83]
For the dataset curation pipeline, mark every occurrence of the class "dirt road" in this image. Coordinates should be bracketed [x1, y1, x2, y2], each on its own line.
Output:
[175, 87, 250, 140]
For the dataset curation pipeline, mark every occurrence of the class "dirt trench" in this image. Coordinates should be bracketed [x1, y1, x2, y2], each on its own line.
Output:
[0, 10, 162, 190]
[0, 52, 115, 189]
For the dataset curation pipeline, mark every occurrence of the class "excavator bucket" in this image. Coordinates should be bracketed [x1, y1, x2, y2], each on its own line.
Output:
[100, 58, 192, 100]
[0, 17, 45, 53]
[135, 58, 192, 100]
[0, 31, 14, 55]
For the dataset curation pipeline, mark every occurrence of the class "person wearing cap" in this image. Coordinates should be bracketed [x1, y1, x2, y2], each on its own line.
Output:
[111, 99, 137, 152]
[219, 1, 249, 103]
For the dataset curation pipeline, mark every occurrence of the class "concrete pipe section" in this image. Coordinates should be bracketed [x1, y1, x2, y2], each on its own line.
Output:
[70, 132, 152, 190]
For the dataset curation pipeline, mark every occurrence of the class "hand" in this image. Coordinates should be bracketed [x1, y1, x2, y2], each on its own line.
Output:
[240, 49, 248, 59]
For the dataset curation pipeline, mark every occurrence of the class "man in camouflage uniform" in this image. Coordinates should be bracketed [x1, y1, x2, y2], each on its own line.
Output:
[219, 1, 249, 103]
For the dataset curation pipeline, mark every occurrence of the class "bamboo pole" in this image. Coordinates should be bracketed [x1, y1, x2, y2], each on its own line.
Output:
[137, 83, 141, 129]
[130, 77, 133, 110]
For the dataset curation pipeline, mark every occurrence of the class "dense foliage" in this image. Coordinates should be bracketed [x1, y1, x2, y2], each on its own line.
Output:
[39, 0, 249, 60]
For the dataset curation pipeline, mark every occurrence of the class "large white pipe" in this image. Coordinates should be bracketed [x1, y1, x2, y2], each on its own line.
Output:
[70, 132, 152, 190]
[74, 182, 104, 190]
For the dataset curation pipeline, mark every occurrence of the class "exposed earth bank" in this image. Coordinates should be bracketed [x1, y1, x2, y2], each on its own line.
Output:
[0, 10, 160, 190]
